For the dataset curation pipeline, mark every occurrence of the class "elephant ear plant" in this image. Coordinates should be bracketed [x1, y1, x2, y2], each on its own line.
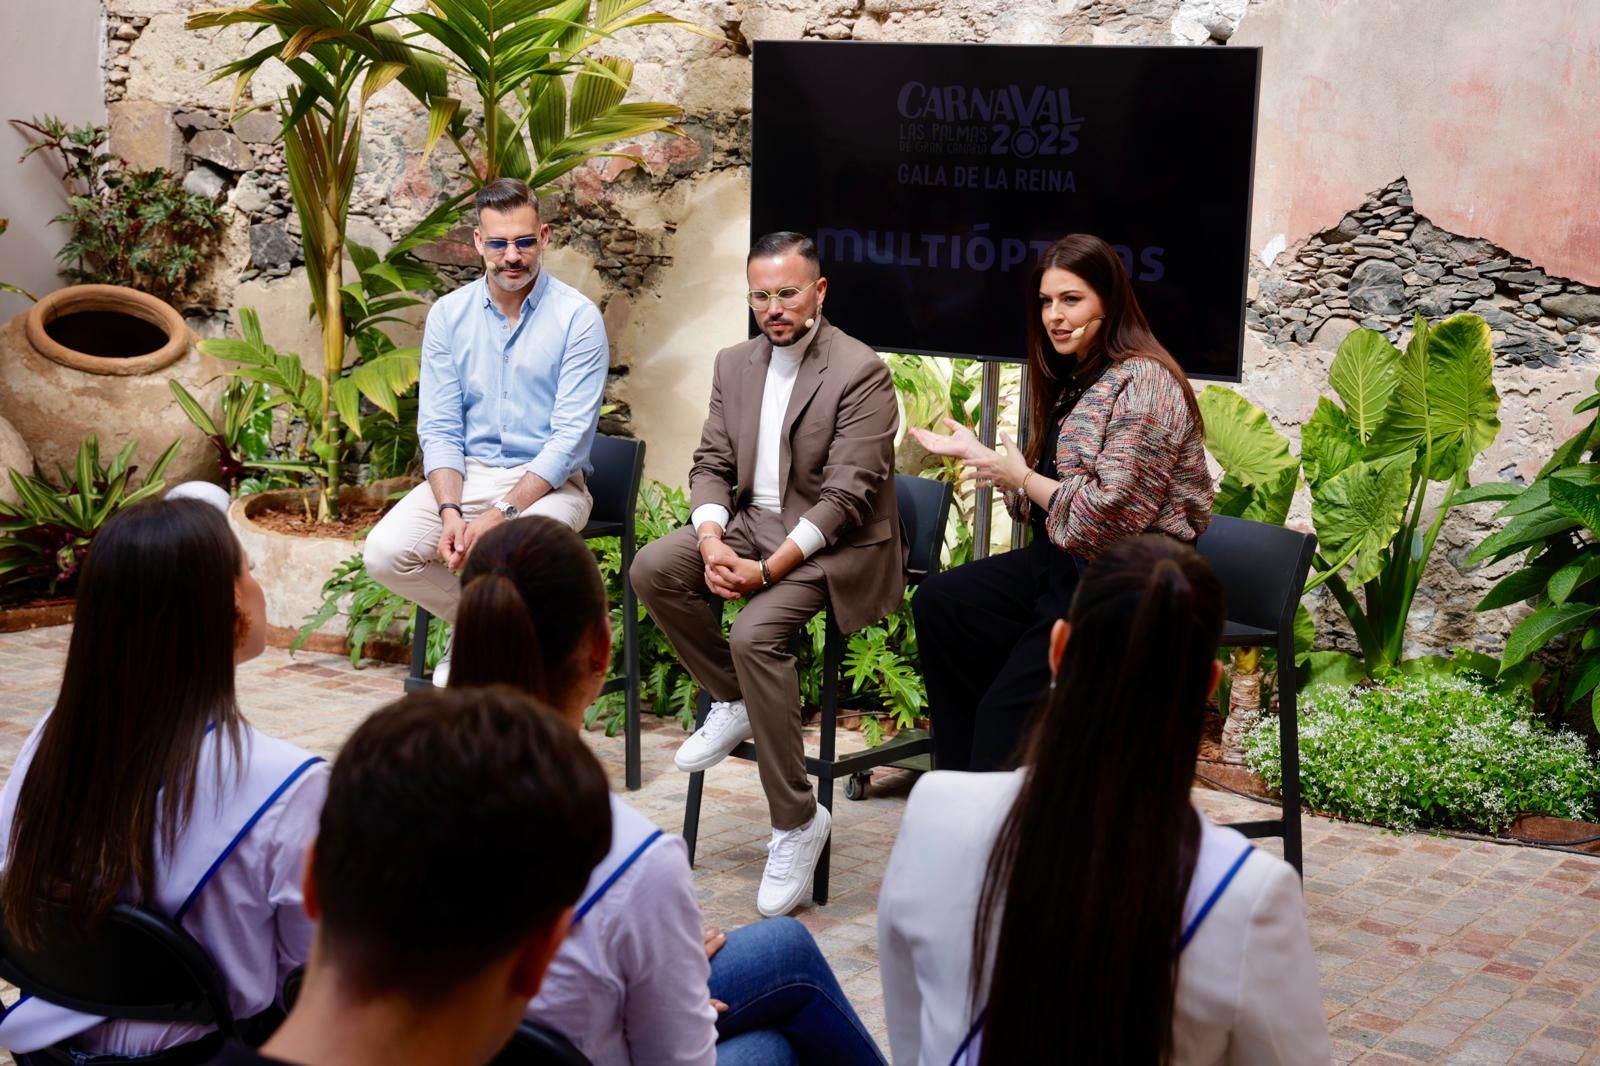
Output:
[1454, 374, 1600, 726]
[1200, 312, 1503, 685]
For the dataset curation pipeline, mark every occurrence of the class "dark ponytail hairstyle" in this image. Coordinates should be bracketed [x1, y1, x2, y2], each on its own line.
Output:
[971, 535, 1226, 1064]
[450, 517, 609, 707]
[1023, 234, 1201, 468]
[2, 498, 246, 949]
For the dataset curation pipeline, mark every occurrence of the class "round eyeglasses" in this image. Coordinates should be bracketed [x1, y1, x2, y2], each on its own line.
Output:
[745, 278, 818, 310]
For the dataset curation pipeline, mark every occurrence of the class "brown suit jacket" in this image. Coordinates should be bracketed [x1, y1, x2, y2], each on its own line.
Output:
[689, 318, 902, 634]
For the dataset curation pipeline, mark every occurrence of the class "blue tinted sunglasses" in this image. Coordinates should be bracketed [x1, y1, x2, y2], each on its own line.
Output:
[482, 235, 540, 255]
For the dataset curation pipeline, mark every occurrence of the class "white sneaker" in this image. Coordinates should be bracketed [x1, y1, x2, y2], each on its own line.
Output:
[757, 805, 831, 918]
[674, 699, 753, 772]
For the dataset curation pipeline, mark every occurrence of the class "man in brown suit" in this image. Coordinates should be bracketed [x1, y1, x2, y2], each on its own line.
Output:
[631, 231, 901, 917]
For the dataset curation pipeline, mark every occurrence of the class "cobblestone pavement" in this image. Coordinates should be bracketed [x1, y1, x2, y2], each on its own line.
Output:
[3, 627, 1600, 1063]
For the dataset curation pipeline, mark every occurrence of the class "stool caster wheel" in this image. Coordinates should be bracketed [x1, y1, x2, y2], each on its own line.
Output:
[845, 771, 871, 801]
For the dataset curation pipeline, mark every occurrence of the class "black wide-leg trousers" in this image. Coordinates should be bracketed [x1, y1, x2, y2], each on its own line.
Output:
[912, 537, 1082, 772]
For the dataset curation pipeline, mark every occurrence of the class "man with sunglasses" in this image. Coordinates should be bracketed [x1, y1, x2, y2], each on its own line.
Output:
[631, 232, 901, 917]
[365, 178, 607, 685]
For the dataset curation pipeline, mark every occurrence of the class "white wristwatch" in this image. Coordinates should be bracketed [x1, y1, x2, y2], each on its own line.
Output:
[492, 498, 519, 520]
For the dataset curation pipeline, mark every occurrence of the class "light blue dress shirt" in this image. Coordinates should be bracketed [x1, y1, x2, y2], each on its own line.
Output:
[418, 270, 608, 488]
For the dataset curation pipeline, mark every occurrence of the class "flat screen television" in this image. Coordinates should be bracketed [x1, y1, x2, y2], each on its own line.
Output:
[751, 40, 1261, 380]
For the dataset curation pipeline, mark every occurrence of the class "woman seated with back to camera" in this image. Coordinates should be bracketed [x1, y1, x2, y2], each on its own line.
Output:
[448, 516, 885, 1066]
[0, 496, 323, 1060]
[879, 536, 1329, 1065]
[910, 234, 1214, 774]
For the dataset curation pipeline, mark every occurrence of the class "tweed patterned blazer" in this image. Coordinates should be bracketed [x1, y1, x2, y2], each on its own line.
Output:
[1007, 356, 1213, 559]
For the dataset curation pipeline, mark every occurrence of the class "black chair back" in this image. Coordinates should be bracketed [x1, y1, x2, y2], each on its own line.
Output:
[896, 474, 955, 584]
[0, 903, 236, 1034]
[489, 1020, 593, 1066]
[583, 434, 646, 534]
[1194, 514, 1317, 637]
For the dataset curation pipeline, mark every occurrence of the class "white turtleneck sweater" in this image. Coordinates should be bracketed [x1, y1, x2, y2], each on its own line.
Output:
[690, 325, 826, 560]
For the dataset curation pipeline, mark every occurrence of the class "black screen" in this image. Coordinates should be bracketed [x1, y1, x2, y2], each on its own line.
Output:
[751, 41, 1260, 379]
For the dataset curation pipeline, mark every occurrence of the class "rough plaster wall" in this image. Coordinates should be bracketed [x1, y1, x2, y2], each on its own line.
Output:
[0, 0, 105, 319]
[1236, 0, 1600, 286]
[86, 0, 1596, 655]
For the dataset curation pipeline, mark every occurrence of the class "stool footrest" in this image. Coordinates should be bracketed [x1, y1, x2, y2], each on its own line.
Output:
[1229, 819, 1287, 840]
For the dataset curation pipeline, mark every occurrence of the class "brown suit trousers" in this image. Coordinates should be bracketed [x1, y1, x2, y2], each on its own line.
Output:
[631, 320, 901, 829]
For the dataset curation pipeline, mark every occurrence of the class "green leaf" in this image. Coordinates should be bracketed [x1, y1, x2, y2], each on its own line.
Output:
[1477, 564, 1556, 611]
[1239, 464, 1299, 526]
[345, 348, 421, 419]
[330, 377, 364, 441]
[1368, 314, 1500, 480]
[1566, 652, 1600, 709]
[168, 379, 221, 437]
[1468, 508, 1580, 566]
[1197, 386, 1297, 487]
[1301, 397, 1362, 488]
[1550, 555, 1600, 607]
[1293, 603, 1315, 665]
[1551, 476, 1600, 534]
[1327, 329, 1401, 443]
[1302, 650, 1368, 690]
[1417, 314, 1501, 479]
[1446, 481, 1524, 508]
[1309, 453, 1414, 587]
[1211, 472, 1254, 519]
[1503, 603, 1600, 669]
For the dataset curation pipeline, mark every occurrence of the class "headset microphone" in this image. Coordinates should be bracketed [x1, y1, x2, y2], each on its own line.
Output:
[1069, 315, 1105, 341]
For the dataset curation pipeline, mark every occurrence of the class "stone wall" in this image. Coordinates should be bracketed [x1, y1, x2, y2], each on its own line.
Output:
[25, 0, 1600, 657]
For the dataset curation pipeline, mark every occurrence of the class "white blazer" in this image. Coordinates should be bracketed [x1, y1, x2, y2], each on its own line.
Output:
[877, 769, 1330, 1065]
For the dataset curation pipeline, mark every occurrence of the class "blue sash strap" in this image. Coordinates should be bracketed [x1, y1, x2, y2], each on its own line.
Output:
[948, 1006, 987, 1066]
[573, 829, 663, 925]
[176, 757, 323, 920]
[1180, 844, 1253, 950]
[952, 844, 1255, 1066]
[0, 756, 323, 1031]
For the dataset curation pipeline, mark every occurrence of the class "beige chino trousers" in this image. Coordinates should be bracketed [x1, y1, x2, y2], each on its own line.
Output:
[364, 459, 591, 623]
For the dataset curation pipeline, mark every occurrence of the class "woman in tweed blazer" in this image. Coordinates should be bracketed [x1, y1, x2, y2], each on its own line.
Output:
[909, 234, 1214, 772]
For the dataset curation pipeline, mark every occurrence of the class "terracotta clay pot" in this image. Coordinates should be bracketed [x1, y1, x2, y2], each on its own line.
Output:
[0, 285, 225, 484]
[229, 478, 419, 643]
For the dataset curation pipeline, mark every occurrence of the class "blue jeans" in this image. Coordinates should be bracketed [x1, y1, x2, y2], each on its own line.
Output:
[710, 917, 886, 1066]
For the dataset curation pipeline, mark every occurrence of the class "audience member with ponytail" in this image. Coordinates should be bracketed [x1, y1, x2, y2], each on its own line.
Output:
[451, 517, 886, 1066]
[878, 536, 1328, 1065]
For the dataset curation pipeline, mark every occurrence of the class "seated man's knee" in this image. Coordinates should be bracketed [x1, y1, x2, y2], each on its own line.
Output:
[628, 538, 666, 603]
[728, 614, 789, 665]
[363, 514, 412, 584]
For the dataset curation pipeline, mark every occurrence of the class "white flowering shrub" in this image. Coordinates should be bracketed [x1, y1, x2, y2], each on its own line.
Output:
[1243, 674, 1600, 834]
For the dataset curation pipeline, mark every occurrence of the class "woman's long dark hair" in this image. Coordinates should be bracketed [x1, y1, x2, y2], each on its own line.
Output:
[1024, 235, 1201, 467]
[450, 517, 609, 705]
[2, 499, 246, 948]
[972, 536, 1226, 1063]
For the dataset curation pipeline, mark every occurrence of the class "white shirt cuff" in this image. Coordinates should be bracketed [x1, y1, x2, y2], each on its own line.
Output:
[690, 504, 730, 533]
[787, 518, 826, 560]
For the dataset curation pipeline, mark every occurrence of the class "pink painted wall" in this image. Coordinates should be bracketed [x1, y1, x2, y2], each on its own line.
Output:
[1237, 0, 1600, 284]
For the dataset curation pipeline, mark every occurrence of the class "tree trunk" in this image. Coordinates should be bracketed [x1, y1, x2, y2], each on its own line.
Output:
[1221, 648, 1261, 766]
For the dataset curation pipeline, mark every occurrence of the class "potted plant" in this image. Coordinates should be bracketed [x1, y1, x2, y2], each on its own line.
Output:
[0, 117, 228, 483]
[0, 434, 179, 628]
